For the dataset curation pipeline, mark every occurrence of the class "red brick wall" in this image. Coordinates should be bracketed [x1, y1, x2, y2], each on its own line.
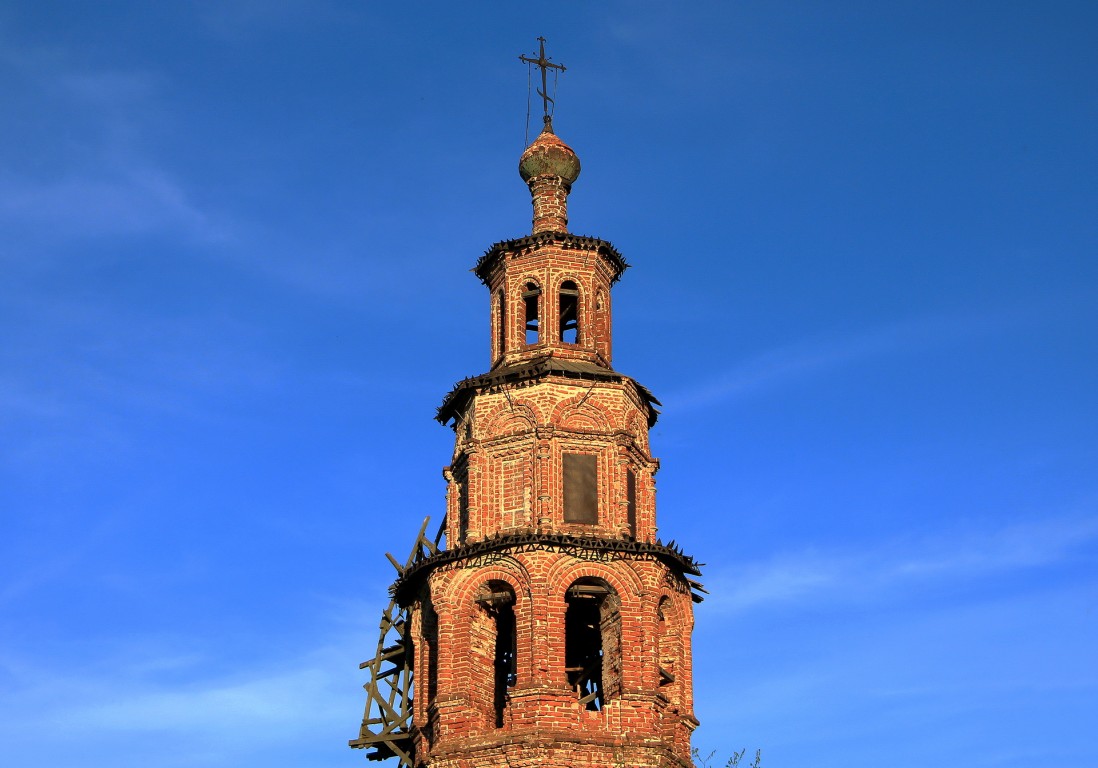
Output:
[421, 364, 697, 768]
[444, 379, 658, 544]
[413, 205, 695, 768]
[412, 550, 697, 768]
[487, 240, 616, 369]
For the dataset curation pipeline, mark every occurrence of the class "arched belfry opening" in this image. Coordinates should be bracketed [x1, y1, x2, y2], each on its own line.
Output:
[564, 578, 622, 710]
[496, 289, 507, 358]
[559, 280, 579, 344]
[352, 38, 704, 768]
[657, 596, 680, 703]
[594, 288, 609, 361]
[476, 581, 517, 727]
[523, 282, 541, 345]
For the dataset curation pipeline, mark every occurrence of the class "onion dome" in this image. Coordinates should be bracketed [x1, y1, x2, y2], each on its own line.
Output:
[519, 118, 581, 187]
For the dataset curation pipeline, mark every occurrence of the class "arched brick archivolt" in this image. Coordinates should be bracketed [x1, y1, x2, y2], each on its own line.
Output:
[544, 555, 644, 602]
[511, 272, 545, 297]
[478, 402, 540, 440]
[553, 272, 587, 293]
[437, 562, 531, 671]
[542, 557, 647, 697]
[558, 403, 608, 432]
[445, 559, 532, 612]
[550, 393, 617, 432]
[433, 562, 531, 732]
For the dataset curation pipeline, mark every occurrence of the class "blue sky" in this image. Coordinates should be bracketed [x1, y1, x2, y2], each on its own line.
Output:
[1, 2, 1096, 767]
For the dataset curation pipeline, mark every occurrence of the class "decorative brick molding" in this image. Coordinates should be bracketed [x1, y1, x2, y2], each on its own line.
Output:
[353, 119, 701, 768]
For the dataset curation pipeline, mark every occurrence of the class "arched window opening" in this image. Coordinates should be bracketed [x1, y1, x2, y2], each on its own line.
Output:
[595, 290, 606, 348]
[523, 283, 541, 345]
[496, 290, 507, 358]
[657, 597, 680, 703]
[565, 579, 622, 711]
[626, 468, 637, 538]
[559, 280, 580, 344]
[476, 581, 517, 727]
[423, 597, 439, 707]
[457, 474, 469, 545]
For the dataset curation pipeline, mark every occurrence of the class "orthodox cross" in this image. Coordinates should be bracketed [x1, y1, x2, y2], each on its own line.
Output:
[519, 37, 566, 124]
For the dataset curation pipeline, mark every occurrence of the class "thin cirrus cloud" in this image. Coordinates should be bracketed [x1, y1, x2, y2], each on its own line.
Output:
[662, 309, 1019, 413]
[0, 655, 354, 768]
[703, 511, 1098, 615]
[0, 168, 224, 244]
[59, 69, 160, 106]
[0, 41, 226, 248]
[68, 667, 340, 735]
[0, 603, 377, 759]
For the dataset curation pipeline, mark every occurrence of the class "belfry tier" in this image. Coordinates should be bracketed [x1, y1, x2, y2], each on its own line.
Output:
[352, 116, 702, 768]
[436, 121, 663, 545]
[483, 122, 619, 369]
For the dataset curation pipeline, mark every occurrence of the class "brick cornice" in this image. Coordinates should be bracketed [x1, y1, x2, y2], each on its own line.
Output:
[472, 231, 629, 286]
[436, 355, 661, 428]
[391, 531, 702, 605]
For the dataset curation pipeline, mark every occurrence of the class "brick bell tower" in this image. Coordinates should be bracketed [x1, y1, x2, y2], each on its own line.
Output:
[352, 40, 704, 768]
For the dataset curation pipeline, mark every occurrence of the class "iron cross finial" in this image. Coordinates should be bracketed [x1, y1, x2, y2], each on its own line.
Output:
[519, 37, 566, 126]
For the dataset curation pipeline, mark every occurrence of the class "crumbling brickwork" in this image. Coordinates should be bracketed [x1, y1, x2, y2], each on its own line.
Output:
[356, 120, 700, 768]
[411, 550, 697, 768]
[417, 122, 696, 768]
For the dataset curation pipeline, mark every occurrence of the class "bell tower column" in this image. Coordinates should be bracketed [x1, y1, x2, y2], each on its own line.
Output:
[520, 117, 580, 234]
[352, 39, 704, 768]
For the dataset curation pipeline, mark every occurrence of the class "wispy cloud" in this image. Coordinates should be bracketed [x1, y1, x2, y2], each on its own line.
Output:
[0, 167, 225, 243]
[705, 512, 1098, 615]
[0, 284, 289, 486]
[663, 310, 1016, 413]
[0, 34, 228, 248]
[59, 69, 160, 106]
[0, 620, 370, 766]
[0, 33, 396, 304]
[196, 0, 347, 42]
[68, 666, 339, 735]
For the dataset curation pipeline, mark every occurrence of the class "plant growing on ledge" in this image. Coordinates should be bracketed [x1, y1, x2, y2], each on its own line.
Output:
[692, 747, 762, 768]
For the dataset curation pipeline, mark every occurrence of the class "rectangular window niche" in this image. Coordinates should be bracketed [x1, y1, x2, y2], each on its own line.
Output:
[563, 453, 598, 524]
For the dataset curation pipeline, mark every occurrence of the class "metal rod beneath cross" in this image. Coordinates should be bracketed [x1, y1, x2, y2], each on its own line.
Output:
[519, 36, 566, 124]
